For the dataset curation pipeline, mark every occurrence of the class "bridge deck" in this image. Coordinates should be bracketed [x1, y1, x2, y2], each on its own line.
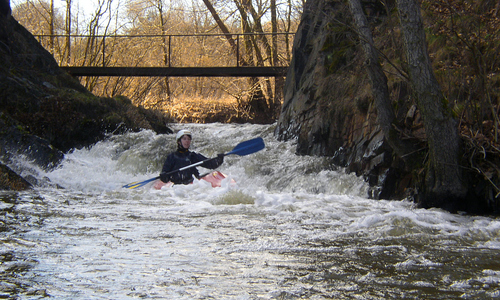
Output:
[61, 66, 288, 77]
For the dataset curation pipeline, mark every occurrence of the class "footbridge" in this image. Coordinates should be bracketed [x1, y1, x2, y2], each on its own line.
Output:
[61, 66, 288, 77]
[37, 33, 293, 77]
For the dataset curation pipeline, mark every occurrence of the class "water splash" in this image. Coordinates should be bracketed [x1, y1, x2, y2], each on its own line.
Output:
[1, 123, 499, 299]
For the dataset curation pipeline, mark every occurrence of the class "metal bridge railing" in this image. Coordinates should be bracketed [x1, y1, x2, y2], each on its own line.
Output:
[35, 32, 295, 70]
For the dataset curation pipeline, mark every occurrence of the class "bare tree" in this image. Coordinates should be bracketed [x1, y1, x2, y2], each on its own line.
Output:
[271, 0, 284, 116]
[202, 0, 244, 65]
[12, 0, 66, 61]
[347, 0, 395, 143]
[49, 0, 54, 51]
[64, 0, 71, 64]
[81, 0, 117, 91]
[395, 0, 466, 208]
[201, 0, 281, 121]
[156, 0, 172, 101]
[347, 0, 466, 208]
[13, 0, 302, 120]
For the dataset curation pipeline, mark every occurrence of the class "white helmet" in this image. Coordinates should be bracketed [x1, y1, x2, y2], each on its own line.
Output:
[176, 129, 192, 141]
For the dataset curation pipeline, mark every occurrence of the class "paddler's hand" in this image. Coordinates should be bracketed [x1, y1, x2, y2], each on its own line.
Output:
[160, 172, 171, 183]
[216, 153, 224, 165]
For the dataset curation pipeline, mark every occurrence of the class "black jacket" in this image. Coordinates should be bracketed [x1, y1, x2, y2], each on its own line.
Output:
[160, 150, 222, 184]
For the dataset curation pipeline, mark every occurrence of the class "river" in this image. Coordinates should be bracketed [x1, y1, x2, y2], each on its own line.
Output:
[1, 123, 499, 299]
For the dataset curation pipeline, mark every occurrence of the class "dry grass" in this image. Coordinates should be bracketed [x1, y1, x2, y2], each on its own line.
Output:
[156, 96, 253, 123]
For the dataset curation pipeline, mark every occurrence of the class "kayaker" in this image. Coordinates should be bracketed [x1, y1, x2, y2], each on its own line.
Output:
[159, 129, 224, 184]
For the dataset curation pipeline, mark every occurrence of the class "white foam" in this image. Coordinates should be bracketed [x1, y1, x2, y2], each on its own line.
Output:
[10, 122, 498, 299]
[36, 122, 500, 246]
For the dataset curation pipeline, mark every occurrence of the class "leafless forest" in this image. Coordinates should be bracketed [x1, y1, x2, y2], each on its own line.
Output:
[12, 0, 303, 121]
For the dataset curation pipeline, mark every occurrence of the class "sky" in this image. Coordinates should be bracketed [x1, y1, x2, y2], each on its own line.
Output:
[60, 0, 116, 18]
[11, 0, 126, 34]
[11, 0, 116, 19]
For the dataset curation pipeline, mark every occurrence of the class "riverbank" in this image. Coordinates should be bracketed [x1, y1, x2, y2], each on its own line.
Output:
[159, 96, 252, 124]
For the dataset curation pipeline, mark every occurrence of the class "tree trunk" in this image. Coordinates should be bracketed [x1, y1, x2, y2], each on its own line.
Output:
[157, 0, 171, 101]
[202, 0, 246, 66]
[49, 0, 54, 52]
[65, 0, 71, 65]
[395, 0, 466, 210]
[285, 0, 292, 61]
[271, 0, 284, 116]
[237, 0, 254, 65]
[347, 0, 418, 161]
[348, 0, 394, 137]
[239, 0, 277, 120]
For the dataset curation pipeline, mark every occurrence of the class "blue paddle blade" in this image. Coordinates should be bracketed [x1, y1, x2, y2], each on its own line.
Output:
[225, 137, 265, 156]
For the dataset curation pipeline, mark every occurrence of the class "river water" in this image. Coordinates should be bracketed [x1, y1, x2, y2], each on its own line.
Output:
[1, 123, 499, 299]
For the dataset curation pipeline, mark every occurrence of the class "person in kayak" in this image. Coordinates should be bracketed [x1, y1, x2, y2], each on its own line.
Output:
[160, 129, 224, 184]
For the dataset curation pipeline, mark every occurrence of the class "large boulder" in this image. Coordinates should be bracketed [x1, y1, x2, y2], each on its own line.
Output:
[275, 0, 407, 199]
[275, 0, 500, 215]
[0, 113, 64, 170]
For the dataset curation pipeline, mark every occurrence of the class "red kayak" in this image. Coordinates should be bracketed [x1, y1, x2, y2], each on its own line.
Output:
[152, 171, 232, 190]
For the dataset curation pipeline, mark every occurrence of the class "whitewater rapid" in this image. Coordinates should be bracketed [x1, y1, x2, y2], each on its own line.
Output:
[1, 123, 499, 299]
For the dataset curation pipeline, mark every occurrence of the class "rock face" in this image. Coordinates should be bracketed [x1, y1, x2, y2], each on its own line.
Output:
[0, 113, 64, 169]
[275, 0, 500, 214]
[276, 0, 406, 200]
[0, 12, 172, 190]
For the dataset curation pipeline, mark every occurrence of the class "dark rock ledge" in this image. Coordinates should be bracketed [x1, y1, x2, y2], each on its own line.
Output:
[0, 10, 172, 190]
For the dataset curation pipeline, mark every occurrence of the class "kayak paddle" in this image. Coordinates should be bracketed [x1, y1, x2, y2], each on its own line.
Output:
[122, 137, 265, 189]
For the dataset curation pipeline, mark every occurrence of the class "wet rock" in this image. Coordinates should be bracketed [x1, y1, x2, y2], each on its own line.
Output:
[0, 114, 64, 170]
[0, 163, 31, 191]
[275, 0, 410, 201]
[0, 12, 174, 185]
